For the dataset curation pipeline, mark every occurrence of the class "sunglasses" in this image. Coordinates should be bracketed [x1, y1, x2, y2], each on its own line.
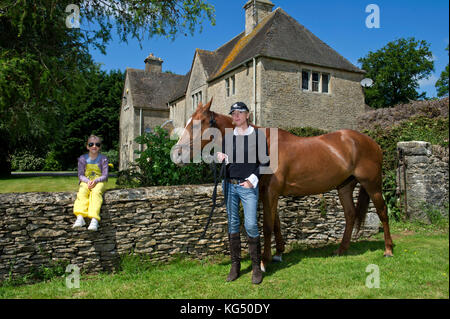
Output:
[88, 143, 101, 147]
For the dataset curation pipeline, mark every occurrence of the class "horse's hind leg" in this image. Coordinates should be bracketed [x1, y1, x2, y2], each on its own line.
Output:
[272, 212, 285, 262]
[335, 179, 358, 255]
[359, 180, 394, 257]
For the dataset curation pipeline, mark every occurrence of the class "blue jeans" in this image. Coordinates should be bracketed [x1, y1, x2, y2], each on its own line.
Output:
[223, 181, 260, 238]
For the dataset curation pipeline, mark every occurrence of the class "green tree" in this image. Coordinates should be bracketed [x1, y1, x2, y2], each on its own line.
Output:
[80, 0, 216, 49]
[435, 45, 449, 97]
[0, 0, 215, 176]
[358, 37, 434, 108]
[116, 126, 214, 187]
[0, 0, 91, 176]
[54, 66, 124, 170]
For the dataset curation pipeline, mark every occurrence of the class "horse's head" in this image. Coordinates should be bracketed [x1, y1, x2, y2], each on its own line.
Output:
[171, 98, 219, 166]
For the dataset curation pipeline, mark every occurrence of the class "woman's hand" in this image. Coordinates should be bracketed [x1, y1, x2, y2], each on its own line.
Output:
[217, 152, 228, 163]
[240, 180, 254, 188]
[87, 180, 97, 189]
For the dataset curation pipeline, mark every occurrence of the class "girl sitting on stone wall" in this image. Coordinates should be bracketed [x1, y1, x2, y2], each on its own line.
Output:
[72, 135, 109, 231]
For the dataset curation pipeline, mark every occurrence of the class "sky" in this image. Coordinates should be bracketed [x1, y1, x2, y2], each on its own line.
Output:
[87, 0, 449, 98]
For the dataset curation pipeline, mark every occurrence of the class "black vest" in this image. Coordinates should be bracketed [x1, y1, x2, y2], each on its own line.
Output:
[222, 129, 269, 180]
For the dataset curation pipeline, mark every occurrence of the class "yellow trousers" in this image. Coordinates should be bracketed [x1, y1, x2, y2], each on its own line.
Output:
[73, 182, 105, 221]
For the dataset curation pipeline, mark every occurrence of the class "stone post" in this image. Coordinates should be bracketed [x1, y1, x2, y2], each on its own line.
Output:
[397, 141, 449, 223]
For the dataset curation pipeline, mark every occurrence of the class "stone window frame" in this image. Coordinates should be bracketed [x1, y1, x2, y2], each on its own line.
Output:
[225, 75, 236, 97]
[301, 69, 331, 94]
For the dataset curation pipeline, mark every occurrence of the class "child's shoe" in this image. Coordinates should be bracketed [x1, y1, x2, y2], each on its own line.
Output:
[88, 218, 99, 231]
[72, 215, 85, 228]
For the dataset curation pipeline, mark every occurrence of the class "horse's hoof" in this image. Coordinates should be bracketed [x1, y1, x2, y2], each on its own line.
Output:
[384, 253, 394, 258]
[272, 255, 282, 262]
[260, 261, 266, 273]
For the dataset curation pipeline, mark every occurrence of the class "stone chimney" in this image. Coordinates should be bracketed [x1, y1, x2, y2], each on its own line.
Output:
[144, 53, 163, 73]
[244, 0, 274, 35]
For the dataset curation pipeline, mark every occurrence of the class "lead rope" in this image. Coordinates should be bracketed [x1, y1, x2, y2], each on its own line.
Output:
[199, 112, 229, 240]
[199, 159, 228, 240]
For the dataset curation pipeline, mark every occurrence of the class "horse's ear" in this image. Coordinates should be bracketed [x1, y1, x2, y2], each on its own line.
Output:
[196, 100, 204, 111]
[203, 98, 213, 112]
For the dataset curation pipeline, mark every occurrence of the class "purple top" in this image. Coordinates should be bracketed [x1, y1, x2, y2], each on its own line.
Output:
[77, 153, 109, 184]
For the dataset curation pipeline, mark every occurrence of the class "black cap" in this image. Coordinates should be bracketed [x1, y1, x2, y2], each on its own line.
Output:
[229, 102, 249, 114]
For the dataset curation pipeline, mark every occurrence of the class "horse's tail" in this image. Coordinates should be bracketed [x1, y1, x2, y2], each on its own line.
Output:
[354, 185, 370, 233]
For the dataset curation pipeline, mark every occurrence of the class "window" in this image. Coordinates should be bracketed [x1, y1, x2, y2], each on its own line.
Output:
[312, 72, 319, 92]
[302, 71, 310, 90]
[123, 90, 129, 110]
[322, 74, 329, 93]
[225, 75, 235, 97]
[301, 69, 331, 94]
[232, 76, 235, 95]
[192, 91, 202, 110]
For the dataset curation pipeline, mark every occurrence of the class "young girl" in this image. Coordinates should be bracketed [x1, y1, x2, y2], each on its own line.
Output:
[72, 135, 109, 231]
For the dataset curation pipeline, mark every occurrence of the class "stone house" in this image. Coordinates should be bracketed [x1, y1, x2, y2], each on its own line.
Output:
[119, 54, 188, 170]
[120, 0, 367, 169]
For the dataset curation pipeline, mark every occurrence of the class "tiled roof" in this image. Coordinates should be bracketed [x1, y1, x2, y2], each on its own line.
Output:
[207, 8, 364, 80]
[131, 6, 364, 106]
[126, 68, 187, 110]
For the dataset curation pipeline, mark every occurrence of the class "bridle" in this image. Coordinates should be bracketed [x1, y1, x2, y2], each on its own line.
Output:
[209, 111, 217, 128]
[175, 112, 217, 151]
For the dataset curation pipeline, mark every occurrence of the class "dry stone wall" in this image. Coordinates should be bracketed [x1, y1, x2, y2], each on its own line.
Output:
[0, 185, 379, 281]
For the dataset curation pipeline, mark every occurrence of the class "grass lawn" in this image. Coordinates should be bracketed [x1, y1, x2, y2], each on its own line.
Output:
[0, 222, 448, 299]
[0, 175, 118, 193]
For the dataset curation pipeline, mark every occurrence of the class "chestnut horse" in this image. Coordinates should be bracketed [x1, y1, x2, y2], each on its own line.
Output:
[172, 100, 394, 271]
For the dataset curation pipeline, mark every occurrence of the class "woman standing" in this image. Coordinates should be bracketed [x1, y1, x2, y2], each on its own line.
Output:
[217, 102, 268, 285]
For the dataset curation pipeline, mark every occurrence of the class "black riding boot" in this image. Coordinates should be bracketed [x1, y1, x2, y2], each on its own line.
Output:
[227, 233, 241, 282]
[248, 236, 263, 284]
